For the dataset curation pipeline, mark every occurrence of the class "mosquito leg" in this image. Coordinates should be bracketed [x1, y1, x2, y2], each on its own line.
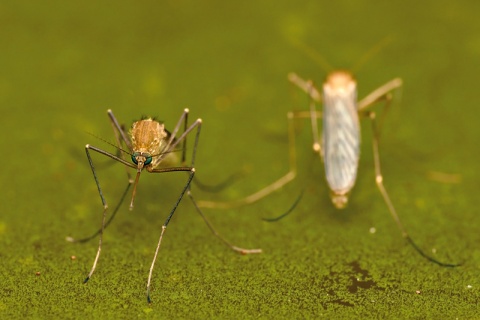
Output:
[82, 145, 136, 168]
[108, 109, 133, 154]
[170, 112, 245, 192]
[254, 72, 324, 220]
[367, 110, 459, 267]
[288, 72, 322, 103]
[65, 181, 131, 243]
[262, 189, 305, 222]
[80, 145, 109, 283]
[360, 81, 460, 185]
[156, 109, 190, 164]
[67, 110, 137, 242]
[188, 191, 262, 254]
[358, 78, 402, 111]
[146, 168, 195, 304]
[107, 109, 135, 183]
[192, 171, 245, 193]
[197, 75, 324, 210]
[183, 119, 262, 253]
[288, 72, 323, 156]
[146, 115, 204, 303]
[185, 117, 201, 167]
[66, 145, 137, 278]
[358, 81, 459, 266]
[181, 108, 188, 165]
[196, 109, 303, 209]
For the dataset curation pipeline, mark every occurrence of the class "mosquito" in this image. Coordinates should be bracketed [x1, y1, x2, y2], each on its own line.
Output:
[66, 108, 262, 303]
[198, 70, 460, 267]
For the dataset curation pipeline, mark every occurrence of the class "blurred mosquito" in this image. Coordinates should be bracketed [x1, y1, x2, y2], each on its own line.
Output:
[198, 68, 460, 267]
[66, 109, 261, 303]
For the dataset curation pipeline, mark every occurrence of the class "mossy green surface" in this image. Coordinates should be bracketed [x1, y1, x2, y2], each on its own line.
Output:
[1, 1, 479, 318]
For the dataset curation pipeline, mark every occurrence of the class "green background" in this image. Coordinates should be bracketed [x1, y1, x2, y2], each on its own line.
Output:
[1, 1, 478, 318]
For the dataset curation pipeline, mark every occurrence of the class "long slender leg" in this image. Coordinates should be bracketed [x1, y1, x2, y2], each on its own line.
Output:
[176, 110, 245, 192]
[187, 118, 261, 251]
[147, 115, 203, 173]
[367, 110, 459, 267]
[188, 191, 262, 254]
[145, 115, 198, 303]
[156, 109, 190, 164]
[66, 110, 140, 283]
[258, 73, 322, 221]
[159, 109, 238, 190]
[358, 78, 402, 112]
[197, 110, 304, 209]
[68, 110, 137, 243]
[67, 145, 138, 282]
[70, 110, 141, 242]
[288, 72, 323, 156]
[82, 145, 136, 168]
[359, 81, 458, 266]
[146, 116, 261, 303]
[107, 109, 136, 188]
[262, 190, 305, 222]
[288, 72, 322, 103]
[197, 73, 323, 209]
[360, 84, 461, 185]
[192, 171, 245, 193]
[108, 109, 133, 156]
[146, 168, 196, 303]
[181, 108, 188, 165]
[175, 119, 263, 247]
[65, 182, 131, 243]
[82, 145, 108, 283]
[78, 146, 122, 282]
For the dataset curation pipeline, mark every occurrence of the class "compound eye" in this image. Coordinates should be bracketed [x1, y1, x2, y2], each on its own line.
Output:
[131, 152, 152, 165]
[144, 155, 152, 165]
[131, 152, 140, 165]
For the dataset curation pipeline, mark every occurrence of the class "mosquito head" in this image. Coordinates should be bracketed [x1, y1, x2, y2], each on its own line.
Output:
[131, 151, 153, 171]
[330, 191, 349, 209]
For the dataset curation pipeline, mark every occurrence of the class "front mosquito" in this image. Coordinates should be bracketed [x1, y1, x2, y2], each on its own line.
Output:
[66, 108, 261, 303]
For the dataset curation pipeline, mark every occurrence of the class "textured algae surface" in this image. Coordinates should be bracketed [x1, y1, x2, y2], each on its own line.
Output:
[1, 1, 479, 319]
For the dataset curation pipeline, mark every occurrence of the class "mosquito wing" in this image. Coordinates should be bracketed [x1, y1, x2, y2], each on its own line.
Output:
[322, 73, 361, 199]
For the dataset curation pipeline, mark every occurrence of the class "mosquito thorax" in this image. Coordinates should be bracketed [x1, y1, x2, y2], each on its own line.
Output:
[130, 118, 167, 159]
